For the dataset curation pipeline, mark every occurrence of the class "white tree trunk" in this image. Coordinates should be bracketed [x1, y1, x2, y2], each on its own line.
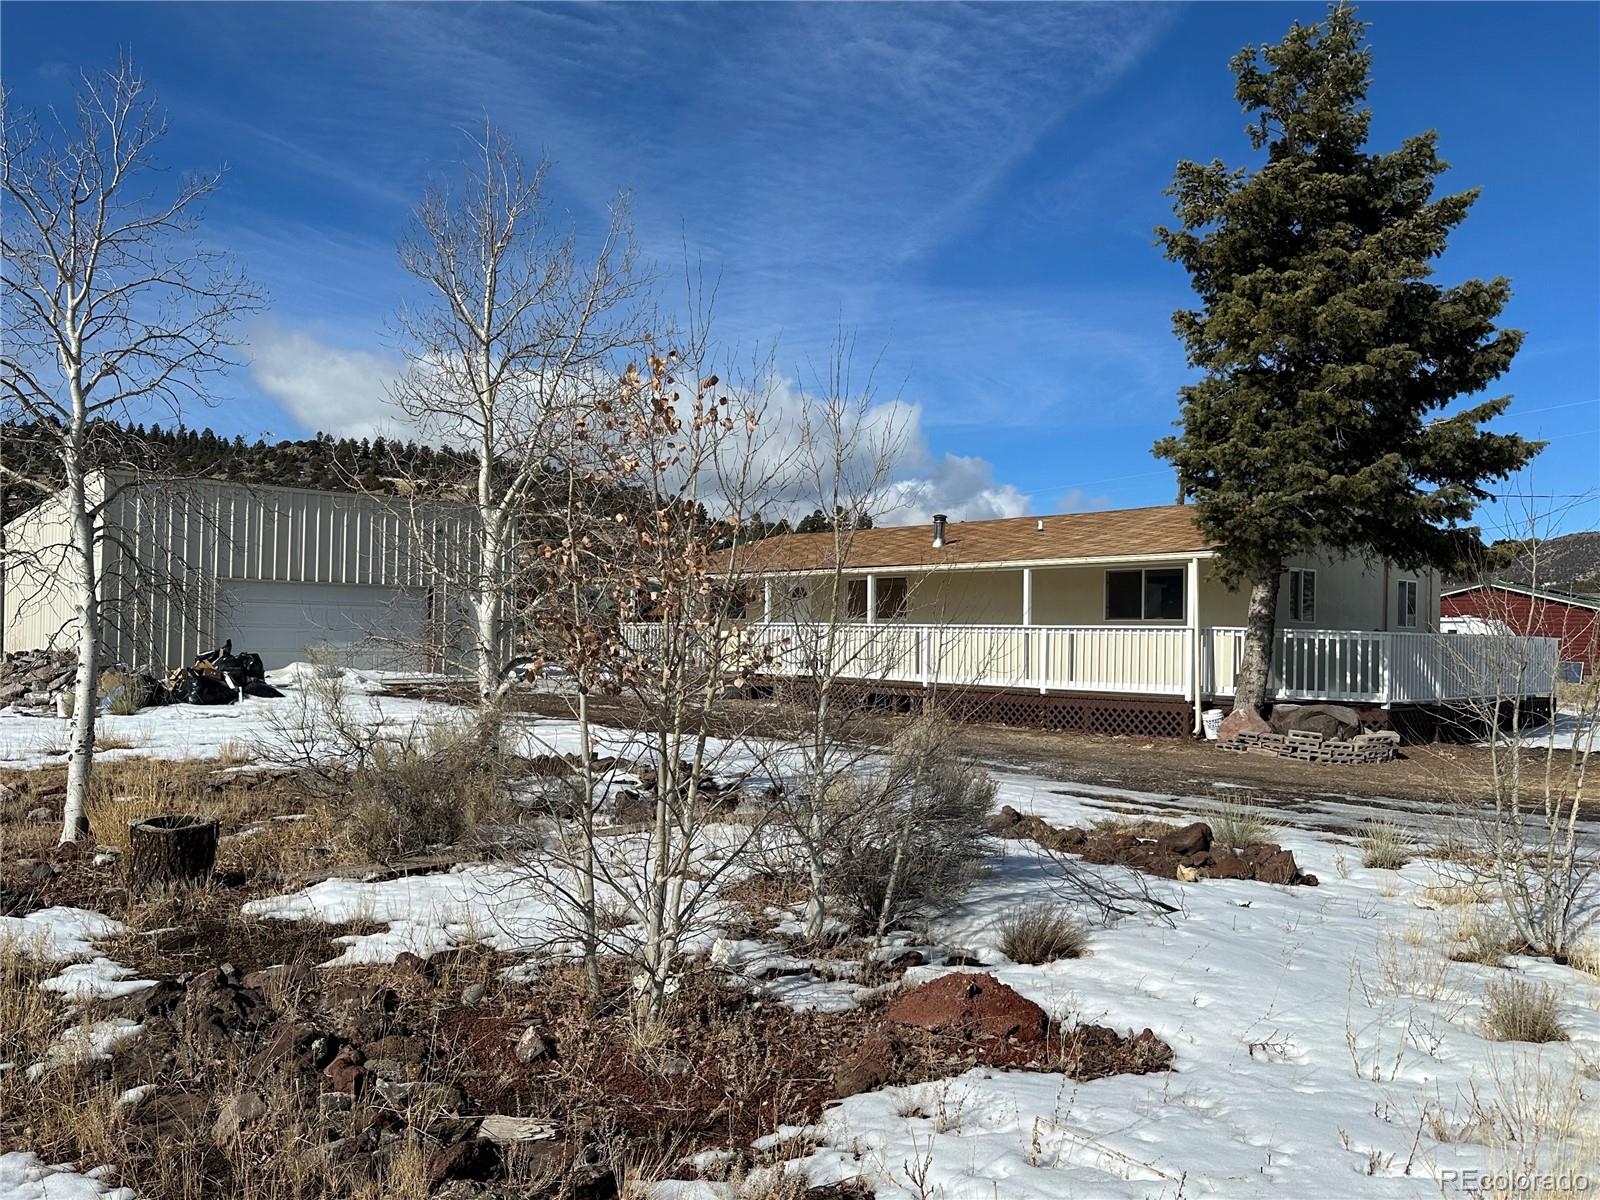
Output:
[61, 471, 99, 843]
[475, 508, 504, 700]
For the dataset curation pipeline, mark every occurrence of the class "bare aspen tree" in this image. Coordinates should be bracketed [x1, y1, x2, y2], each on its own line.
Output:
[1436, 499, 1600, 961]
[514, 301, 790, 1017]
[390, 124, 648, 700]
[1, 60, 261, 843]
[749, 342, 912, 942]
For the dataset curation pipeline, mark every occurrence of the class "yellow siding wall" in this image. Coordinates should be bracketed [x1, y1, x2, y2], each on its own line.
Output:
[762, 551, 1440, 632]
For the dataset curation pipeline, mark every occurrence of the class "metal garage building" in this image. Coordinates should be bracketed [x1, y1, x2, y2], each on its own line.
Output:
[2, 472, 476, 672]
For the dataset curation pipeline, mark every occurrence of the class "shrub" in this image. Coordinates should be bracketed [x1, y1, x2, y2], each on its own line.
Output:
[1359, 818, 1416, 870]
[1482, 978, 1568, 1043]
[1569, 938, 1600, 984]
[998, 904, 1088, 964]
[1451, 910, 1514, 967]
[830, 716, 995, 935]
[1211, 800, 1274, 850]
[346, 716, 514, 861]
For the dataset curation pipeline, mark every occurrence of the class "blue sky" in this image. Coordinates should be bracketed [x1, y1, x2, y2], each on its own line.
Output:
[5, 2, 1596, 535]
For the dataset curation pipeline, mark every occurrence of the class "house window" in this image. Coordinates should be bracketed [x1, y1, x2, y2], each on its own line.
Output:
[848, 576, 908, 620]
[1288, 568, 1316, 622]
[1105, 567, 1185, 622]
[1396, 579, 1419, 628]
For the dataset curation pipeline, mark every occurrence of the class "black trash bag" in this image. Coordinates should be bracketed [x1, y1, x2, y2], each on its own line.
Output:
[215, 651, 267, 685]
[193, 640, 231, 668]
[137, 673, 174, 707]
[240, 679, 285, 699]
[178, 667, 239, 706]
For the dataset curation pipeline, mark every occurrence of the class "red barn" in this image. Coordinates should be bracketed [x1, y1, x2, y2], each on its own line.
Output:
[1441, 583, 1600, 678]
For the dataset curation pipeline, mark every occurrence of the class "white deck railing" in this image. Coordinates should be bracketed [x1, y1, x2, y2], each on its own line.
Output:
[618, 621, 1559, 705]
[1204, 626, 1559, 704]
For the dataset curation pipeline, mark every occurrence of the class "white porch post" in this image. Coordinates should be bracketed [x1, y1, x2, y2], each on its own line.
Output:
[865, 573, 877, 626]
[1187, 556, 1202, 734]
[1022, 567, 1038, 691]
[762, 579, 774, 626]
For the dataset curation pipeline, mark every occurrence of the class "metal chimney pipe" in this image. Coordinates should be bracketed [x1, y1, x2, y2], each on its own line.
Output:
[932, 513, 948, 548]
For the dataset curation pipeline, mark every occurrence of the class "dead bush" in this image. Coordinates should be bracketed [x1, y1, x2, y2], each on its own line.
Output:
[1450, 909, 1514, 967]
[1482, 978, 1569, 1043]
[828, 717, 995, 935]
[997, 904, 1088, 965]
[346, 715, 516, 861]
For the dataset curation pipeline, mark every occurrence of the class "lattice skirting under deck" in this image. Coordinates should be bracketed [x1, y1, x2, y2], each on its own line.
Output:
[768, 679, 1194, 739]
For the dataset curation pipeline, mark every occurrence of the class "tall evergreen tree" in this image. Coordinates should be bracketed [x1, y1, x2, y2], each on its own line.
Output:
[1155, 4, 1540, 712]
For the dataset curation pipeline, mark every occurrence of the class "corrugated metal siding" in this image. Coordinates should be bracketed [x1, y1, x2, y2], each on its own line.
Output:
[1442, 587, 1600, 669]
[2, 486, 87, 655]
[3, 473, 477, 670]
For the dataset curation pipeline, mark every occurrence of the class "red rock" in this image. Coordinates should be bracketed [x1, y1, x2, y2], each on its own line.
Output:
[323, 1045, 367, 1095]
[885, 973, 1048, 1043]
[833, 1030, 903, 1098]
[1156, 822, 1212, 857]
[1217, 707, 1271, 742]
[1201, 853, 1251, 880]
[1254, 849, 1301, 886]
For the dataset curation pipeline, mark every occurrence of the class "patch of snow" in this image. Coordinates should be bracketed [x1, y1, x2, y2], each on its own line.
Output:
[1487, 708, 1598, 752]
[0, 1154, 136, 1200]
[25, 1019, 143, 1081]
[0, 908, 127, 963]
[40, 958, 156, 1003]
[774, 767, 1600, 1198]
[242, 865, 560, 965]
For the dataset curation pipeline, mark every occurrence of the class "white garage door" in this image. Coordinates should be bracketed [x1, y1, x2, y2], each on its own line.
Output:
[215, 581, 428, 672]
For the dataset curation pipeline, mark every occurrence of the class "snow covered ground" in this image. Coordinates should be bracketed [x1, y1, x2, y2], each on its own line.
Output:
[4, 668, 1597, 1198]
[235, 764, 1600, 1199]
[0, 1155, 135, 1200]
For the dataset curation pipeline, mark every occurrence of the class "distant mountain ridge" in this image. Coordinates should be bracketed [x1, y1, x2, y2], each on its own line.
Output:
[1470, 530, 1600, 596]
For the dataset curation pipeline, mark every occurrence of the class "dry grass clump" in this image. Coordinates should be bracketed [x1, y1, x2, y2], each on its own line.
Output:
[997, 904, 1089, 965]
[1449, 909, 1515, 967]
[1359, 818, 1417, 870]
[1422, 879, 1495, 907]
[827, 718, 995, 933]
[1481, 978, 1569, 1043]
[1568, 937, 1600, 985]
[98, 670, 145, 716]
[1089, 815, 1177, 840]
[1210, 800, 1274, 850]
[0, 938, 60, 1084]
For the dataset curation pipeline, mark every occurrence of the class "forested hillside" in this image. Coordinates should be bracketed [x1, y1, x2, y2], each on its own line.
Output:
[2, 421, 476, 524]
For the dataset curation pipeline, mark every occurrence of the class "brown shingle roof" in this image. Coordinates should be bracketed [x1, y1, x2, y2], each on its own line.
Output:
[730, 504, 1215, 573]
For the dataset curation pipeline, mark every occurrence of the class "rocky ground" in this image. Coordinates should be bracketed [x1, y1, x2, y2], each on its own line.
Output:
[3, 677, 1597, 1200]
[0, 751, 1174, 1200]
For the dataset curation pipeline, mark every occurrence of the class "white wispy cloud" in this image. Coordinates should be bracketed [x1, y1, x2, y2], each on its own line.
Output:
[246, 322, 403, 440]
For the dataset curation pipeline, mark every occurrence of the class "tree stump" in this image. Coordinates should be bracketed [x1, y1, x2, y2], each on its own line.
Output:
[127, 814, 219, 891]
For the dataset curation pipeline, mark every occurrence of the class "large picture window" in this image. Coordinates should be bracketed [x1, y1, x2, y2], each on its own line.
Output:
[1105, 567, 1185, 622]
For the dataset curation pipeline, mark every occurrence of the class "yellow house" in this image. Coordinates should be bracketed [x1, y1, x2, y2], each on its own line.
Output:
[720, 505, 1557, 737]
